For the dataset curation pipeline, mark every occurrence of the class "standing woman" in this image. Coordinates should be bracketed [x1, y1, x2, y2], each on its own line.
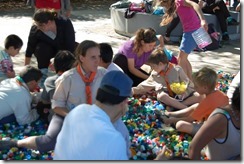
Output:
[159, 0, 208, 80]
[113, 28, 158, 87]
[25, 9, 76, 88]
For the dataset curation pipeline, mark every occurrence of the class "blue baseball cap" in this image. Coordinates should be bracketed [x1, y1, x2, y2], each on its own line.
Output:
[99, 71, 133, 97]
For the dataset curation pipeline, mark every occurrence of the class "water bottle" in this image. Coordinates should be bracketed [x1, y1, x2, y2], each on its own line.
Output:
[192, 27, 212, 49]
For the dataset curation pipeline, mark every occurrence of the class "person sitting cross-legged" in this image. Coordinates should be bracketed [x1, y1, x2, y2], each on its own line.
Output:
[188, 85, 240, 160]
[132, 48, 203, 110]
[155, 67, 229, 136]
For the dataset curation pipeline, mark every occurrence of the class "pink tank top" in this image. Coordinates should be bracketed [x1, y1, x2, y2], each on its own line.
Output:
[176, 0, 201, 32]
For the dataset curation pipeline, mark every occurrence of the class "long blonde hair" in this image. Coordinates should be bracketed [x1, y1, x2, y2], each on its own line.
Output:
[159, 0, 177, 26]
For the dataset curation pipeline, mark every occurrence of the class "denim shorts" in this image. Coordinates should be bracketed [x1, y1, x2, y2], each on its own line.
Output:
[179, 30, 198, 54]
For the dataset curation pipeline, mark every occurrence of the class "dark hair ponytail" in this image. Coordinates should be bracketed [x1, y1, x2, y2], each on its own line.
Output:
[133, 28, 157, 53]
[33, 9, 58, 24]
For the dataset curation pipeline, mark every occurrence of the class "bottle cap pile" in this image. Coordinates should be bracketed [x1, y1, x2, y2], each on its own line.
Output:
[0, 71, 235, 160]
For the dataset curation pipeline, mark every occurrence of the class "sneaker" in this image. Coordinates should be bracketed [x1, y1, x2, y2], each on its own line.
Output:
[0, 140, 17, 151]
[164, 36, 170, 42]
[222, 34, 229, 41]
[163, 36, 174, 44]
[227, 18, 239, 26]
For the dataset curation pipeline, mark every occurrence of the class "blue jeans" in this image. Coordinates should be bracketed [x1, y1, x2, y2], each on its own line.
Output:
[0, 114, 16, 125]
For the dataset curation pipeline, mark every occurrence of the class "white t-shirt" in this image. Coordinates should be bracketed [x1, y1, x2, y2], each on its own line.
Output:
[53, 104, 128, 160]
[52, 66, 131, 158]
[227, 71, 240, 101]
[107, 62, 124, 72]
[0, 78, 39, 125]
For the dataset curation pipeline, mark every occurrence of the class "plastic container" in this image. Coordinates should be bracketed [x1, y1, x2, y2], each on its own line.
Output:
[192, 27, 212, 49]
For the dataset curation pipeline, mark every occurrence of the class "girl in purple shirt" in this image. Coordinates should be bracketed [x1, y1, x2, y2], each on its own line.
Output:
[113, 28, 157, 86]
[160, 0, 208, 80]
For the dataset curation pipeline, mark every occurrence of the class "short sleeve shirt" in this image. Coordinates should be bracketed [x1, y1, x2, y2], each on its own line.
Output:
[176, 0, 201, 32]
[190, 90, 229, 122]
[0, 50, 13, 81]
[118, 40, 152, 69]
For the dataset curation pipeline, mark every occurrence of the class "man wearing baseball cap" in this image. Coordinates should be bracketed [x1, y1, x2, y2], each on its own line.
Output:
[53, 70, 133, 160]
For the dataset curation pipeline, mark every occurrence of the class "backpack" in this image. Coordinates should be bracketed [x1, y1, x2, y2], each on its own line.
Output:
[204, 23, 221, 50]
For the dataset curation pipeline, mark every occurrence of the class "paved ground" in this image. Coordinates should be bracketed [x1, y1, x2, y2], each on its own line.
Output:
[0, 4, 241, 76]
[0, 3, 242, 161]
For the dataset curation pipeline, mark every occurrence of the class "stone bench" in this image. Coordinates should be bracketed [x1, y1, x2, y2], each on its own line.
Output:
[110, 7, 240, 41]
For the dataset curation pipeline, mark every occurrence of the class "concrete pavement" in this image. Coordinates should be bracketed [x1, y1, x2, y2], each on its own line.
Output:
[0, 5, 241, 76]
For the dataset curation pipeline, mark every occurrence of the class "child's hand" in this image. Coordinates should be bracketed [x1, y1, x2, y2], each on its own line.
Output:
[157, 35, 165, 48]
[198, 0, 204, 8]
[201, 19, 208, 32]
[6, 71, 15, 78]
[154, 145, 173, 160]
